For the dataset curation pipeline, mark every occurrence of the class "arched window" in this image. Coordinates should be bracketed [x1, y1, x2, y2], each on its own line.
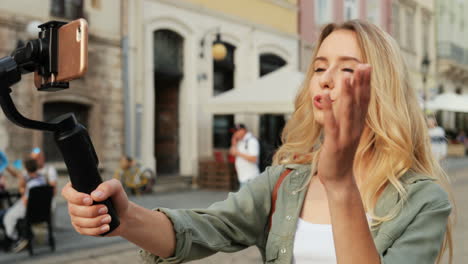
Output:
[153, 29, 184, 80]
[259, 53, 286, 77]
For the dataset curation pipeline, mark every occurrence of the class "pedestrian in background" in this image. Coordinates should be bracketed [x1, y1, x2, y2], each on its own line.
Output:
[456, 130, 468, 155]
[113, 156, 150, 195]
[428, 117, 448, 161]
[62, 20, 453, 264]
[229, 124, 260, 189]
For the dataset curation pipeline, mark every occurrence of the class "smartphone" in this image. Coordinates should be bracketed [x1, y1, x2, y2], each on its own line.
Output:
[34, 18, 88, 88]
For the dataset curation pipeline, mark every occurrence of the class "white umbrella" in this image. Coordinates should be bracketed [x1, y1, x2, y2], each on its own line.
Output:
[426, 93, 468, 113]
[205, 66, 305, 114]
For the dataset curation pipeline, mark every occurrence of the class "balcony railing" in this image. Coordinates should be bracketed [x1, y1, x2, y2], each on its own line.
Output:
[437, 42, 468, 65]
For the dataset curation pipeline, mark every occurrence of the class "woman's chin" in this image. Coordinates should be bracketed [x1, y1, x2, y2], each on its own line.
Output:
[313, 110, 324, 125]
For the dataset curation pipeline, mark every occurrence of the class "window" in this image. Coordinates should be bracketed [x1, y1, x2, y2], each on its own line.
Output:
[437, 85, 444, 95]
[153, 30, 184, 79]
[344, 0, 359, 21]
[392, 4, 400, 43]
[315, 0, 332, 25]
[50, 0, 84, 20]
[259, 53, 286, 77]
[367, 0, 380, 25]
[213, 115, 234, 149]
[213, 42, 235, 96]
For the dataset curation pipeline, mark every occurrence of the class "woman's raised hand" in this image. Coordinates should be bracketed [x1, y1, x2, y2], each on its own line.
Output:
[318, 64, 372, 187]
[61, 179, 129, 237]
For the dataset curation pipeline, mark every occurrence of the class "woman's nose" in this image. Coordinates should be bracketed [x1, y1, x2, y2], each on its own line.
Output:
[319, 70, 334, 90]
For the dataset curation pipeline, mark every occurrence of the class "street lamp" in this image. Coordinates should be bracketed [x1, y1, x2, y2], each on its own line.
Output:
[421, 53, 431, 113]
[211, 33, 227, 61]
[199, 29, 227, 61]
[198, 29, 227, 81]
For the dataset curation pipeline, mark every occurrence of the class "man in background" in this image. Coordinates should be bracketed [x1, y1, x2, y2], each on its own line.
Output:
[229, 124, 260, 189]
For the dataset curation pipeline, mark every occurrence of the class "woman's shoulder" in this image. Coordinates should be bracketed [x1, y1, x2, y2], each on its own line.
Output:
[376, 171, 451, 217]
[262, 164, 311, 179]
[399, 171, 450, 206]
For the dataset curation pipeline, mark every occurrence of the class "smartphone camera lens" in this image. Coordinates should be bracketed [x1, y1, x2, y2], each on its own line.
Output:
[76, 26, 82, 42]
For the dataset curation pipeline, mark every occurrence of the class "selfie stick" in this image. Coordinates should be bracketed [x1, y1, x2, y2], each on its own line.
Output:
[0, 21, 119, 235]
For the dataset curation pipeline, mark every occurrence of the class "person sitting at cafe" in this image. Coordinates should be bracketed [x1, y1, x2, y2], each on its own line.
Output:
[0, 159, 47, 253]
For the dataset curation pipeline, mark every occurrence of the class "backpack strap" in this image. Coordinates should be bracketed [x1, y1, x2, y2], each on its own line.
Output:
[268, 168, 292, 231]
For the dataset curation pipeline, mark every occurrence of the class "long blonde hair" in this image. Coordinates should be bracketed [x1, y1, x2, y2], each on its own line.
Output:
[273, 20, 454, 263]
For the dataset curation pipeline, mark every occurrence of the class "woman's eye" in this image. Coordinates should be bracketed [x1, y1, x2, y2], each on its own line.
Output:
[342, 68, 354, 73]
[314, 68, 325, 72]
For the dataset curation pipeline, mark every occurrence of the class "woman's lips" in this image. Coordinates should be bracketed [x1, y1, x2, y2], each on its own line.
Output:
[313, 95, 334, 110]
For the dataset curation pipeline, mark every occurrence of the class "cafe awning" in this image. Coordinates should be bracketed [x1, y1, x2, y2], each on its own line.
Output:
[205, 66, 305, 114]
[426, 93, 468, 113]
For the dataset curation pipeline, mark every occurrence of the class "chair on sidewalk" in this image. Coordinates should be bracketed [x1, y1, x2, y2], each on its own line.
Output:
[17, 185, 55, 255]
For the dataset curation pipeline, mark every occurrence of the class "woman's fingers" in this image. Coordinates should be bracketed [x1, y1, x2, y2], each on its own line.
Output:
[71, 222, 110, 236]
[354, 65, 371, 130]
[339, 74, 354, 141]
[71, 213, 112, 229]
[322, 91, 339, 140]
[62, 182, 93, 206]
[62, 182, 110, 236]
[90, 179, 123, 202]
[68, 203, 108, 218]
[62, 180, 127, 237]
[341, 65, 372, 138]
[359, 65, 372, 112]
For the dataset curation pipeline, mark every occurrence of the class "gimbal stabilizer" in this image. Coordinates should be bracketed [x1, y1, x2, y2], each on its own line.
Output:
[0, 21, 119, 235]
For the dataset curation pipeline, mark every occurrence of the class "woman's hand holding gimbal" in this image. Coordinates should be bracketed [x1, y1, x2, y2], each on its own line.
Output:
[62, 179, 177, 258]
[62, 179, 129, 236]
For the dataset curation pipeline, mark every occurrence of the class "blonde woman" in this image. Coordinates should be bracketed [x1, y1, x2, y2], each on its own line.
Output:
[62, 20, 453, 263]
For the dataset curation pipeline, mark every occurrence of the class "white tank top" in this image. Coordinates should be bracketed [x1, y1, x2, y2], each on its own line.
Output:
[293, 215, 371, 264]
[292, 218, 336, 264]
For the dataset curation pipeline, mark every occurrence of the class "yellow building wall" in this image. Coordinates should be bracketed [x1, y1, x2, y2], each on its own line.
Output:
[182, 0, 298, 35]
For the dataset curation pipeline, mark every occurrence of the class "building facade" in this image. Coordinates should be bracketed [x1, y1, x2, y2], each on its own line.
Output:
[299, 0, 394, 71]
[126, 0, 299, 177]
[299, 0, 436, 96]
[0, 0, 124, 179]
[435, 0, 468, 131]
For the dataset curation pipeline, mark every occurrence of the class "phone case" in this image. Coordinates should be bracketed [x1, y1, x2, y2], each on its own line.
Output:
[35, 18, 88, 88]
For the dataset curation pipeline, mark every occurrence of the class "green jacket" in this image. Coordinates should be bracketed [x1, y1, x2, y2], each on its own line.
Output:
[140, 164, 451, 263]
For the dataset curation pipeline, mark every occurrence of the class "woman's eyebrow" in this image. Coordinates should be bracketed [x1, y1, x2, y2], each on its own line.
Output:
[313, 56, 361, 63]
[338, 56, 361, 63]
